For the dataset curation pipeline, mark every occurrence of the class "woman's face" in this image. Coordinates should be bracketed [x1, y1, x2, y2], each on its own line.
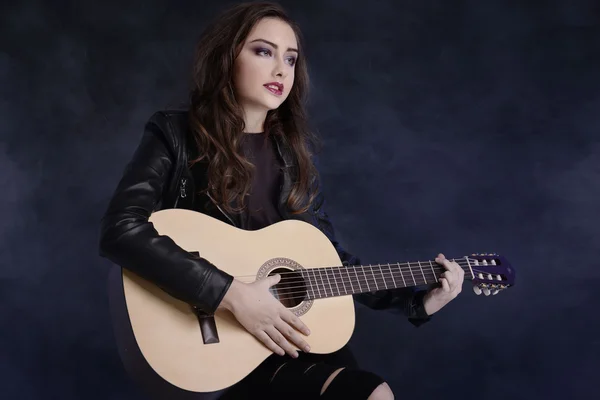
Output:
[233, 17, 298, 113]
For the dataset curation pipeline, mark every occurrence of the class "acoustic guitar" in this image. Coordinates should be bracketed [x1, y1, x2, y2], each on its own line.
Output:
[107, 209, 515, 396]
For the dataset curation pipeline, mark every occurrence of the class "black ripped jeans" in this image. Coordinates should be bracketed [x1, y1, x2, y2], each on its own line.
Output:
[218, 345, 385, 399]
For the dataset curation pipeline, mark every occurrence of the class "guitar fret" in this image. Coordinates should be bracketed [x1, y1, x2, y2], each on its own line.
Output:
[408, 262, 417, 286]
[331, 268, 341, 296]
[311, 269, 322, 299]
[362, 266, 371, 292]
[355, 267, 363, 292]
[319, 268, 327, 298]
[323, 268, 333, 297]
[429, 260, 438, 283]
[301, 270, 316, 300]
[398, 263, 407, 287]
[418, 261, 427, 284]
[387, 263, 397, 288]
[336, 268, 347, 295]
[345, 268, 355, 293]
[315, 268, 325, 298]
[330, 268, 338, 296]
[378, 264, 388, 289]
[325, 268, 334, 296]
[370, 265, 379, 291]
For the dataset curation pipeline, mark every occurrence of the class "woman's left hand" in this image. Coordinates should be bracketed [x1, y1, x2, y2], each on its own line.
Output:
[423, 253, 465, 315]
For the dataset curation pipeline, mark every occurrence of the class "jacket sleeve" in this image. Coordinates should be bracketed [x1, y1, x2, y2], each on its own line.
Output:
[310, 178, 432, 327]
[98, 112, 233, 314]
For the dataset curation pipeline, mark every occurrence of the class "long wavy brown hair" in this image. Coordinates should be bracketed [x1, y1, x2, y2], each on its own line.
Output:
[188, 1, 320, 215]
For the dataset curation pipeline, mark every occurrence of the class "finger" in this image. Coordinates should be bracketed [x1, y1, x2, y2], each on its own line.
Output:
[435, 255, 444, 264]
[444, 273, 454, 289]
[440, 271, 454, 286]
[280, 309, 311, 337]
[456, 262, 465, 276]
[442, 259, 455, 271]
[267, 274, 281, 287]
[255, 330, 285, 356]
[448, 260, 460, 271]
[275, 319, 311, 353]
[440, 277, 451, 292]
[265, 326, 298, 358]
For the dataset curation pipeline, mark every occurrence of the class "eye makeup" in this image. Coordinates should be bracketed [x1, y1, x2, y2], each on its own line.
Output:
[252, 47, 297, 66]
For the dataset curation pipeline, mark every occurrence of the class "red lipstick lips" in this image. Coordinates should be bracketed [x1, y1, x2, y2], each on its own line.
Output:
[263, 82, 283, 96]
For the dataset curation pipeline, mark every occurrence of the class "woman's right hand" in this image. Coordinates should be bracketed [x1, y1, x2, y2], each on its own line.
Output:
[218, 275, 311, 358]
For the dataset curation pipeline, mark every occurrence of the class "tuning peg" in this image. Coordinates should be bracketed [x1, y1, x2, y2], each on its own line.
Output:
[473, 286, 482, 295]
[492, 289, 499, 295]
[483, 287, 491, 296]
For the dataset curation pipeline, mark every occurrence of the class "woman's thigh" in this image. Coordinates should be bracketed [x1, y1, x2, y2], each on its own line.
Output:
[219, 345, 384, 400]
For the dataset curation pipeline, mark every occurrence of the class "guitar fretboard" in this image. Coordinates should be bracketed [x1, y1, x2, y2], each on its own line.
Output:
[298, 260, 468, 299]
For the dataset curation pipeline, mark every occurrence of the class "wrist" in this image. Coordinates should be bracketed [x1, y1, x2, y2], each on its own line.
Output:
[423, 290, 453, 315]
[412, 289, 431, 318]
[218, 279, 243, 312]
[423, 291, 438, 316]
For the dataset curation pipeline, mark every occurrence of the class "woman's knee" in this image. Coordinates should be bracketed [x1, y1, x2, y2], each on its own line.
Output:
[320, 367, 345, 395]
[367, 382, 394, 400]
[320, 367, 392, 399]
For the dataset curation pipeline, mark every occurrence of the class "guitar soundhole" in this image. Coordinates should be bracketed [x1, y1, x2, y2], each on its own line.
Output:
[268, 267, 306, 308]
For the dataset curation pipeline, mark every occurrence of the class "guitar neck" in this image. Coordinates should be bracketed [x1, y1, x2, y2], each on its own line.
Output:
[299, 258, 473, 299]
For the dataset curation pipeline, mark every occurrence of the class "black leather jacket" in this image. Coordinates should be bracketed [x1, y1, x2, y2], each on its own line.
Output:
[99, 110, 431, 326]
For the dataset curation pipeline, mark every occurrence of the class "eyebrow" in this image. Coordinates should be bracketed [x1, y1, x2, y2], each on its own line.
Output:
[249, 38, 298, 53]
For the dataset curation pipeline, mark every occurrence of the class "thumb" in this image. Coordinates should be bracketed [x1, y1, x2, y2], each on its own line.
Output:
[267, 273, 281, 287]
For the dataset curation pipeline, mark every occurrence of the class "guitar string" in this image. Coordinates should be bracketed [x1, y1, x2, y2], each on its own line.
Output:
[229, 258, 494, 279]
[233, 269, 492, 288]
[235, 266, 504, 302]
[265, 274, 503, 303]
[237, 265, 496, 291]
[230, 260, 497, 278]
[252, 276, 503, 304]
[235, 264, 497, 290]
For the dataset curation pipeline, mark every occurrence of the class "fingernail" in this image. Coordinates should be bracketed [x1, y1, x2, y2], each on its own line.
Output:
[305, 345, 311, 352]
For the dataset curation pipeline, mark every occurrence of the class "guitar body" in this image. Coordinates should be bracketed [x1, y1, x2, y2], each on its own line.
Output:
[110, 209, 355, 396]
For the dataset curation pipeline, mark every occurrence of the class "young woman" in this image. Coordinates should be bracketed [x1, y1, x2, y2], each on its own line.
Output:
[99, 2, 465, 399]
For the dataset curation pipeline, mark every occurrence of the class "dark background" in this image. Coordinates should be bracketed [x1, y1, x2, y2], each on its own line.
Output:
[2, 0, 599, 399]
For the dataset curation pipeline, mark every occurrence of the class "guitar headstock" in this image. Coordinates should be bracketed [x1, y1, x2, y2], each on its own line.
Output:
[462, 253, 515, 296]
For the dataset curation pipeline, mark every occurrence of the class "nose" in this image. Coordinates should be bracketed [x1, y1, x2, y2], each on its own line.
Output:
[274, 68, 287, 80]
[273, 58, 288, 79]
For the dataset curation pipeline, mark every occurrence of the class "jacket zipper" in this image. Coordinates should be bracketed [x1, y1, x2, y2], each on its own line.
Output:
[180, 178, 188, 198]
[173, 177, 186, 208]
